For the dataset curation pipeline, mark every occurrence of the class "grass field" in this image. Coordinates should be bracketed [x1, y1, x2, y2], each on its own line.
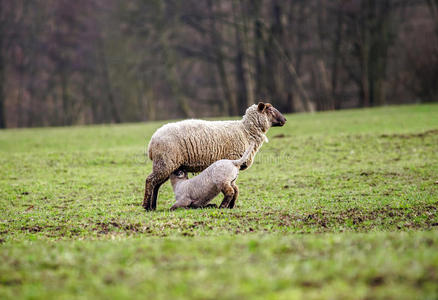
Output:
[1, 104, 438, 299]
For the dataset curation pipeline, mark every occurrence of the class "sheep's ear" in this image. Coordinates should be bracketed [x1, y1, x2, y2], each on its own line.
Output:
[257, 102, 266, 112]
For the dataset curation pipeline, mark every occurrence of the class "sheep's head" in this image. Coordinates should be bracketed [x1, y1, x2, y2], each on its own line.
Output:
[243, 102, 286, 133]
[257, 102, 287, 127]
[170, 170, 189, 187]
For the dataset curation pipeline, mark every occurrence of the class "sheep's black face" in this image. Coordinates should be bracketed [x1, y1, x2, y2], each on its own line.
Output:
[258, 102, 287, 127]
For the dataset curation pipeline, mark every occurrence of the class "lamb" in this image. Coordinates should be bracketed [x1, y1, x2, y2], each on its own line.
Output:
[169, 143, 254, 210]
[143, 102, 287, 211]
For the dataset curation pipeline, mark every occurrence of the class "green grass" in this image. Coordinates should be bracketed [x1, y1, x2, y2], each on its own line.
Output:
[1, 104, 438, 299]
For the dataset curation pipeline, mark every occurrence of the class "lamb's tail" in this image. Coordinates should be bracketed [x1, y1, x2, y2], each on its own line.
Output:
[232, 143, 255, 167]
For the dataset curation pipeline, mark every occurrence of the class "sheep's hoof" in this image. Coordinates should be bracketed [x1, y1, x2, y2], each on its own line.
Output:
[142, 204, 154, 211]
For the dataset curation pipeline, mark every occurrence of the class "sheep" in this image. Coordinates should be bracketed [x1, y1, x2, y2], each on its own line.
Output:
[169, 143, 254, 210]
[142, 101, 287, 211]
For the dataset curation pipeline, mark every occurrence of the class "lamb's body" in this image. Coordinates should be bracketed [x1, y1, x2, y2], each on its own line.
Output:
[143, 102, 286, 211]
[170, 144, 254, 210]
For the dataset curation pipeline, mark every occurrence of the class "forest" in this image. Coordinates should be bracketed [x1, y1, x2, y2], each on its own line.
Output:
[1, 0, 437, 128]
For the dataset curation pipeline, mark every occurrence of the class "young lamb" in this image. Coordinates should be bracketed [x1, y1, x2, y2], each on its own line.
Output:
[169, 144, 254, 210]
[143, 102, 286, 211]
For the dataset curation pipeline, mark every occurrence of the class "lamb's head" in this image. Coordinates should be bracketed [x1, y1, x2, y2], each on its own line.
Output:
[243, 102, 287, 132]
[170, 169, 188, 189]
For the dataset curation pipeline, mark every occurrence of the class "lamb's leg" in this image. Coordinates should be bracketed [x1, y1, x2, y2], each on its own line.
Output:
[203, 204, 218, 209]
[219, 184, 235, 208]
[189, 203, 217, 209]
[170, 202, 190, 211]
[228, 183, 239, 209]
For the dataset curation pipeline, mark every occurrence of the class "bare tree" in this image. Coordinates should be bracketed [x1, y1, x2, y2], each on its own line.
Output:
[0, 0, 436, 127]
[0, 0, 5, 128]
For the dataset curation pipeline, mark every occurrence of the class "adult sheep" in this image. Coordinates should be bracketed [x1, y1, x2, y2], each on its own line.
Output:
[143, 102, 287, 211]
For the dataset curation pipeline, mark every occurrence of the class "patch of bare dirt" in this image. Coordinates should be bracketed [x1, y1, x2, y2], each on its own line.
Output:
[15, 203, 438, 237]
[273, 134, 287, 139]
[291, 204, 438, 230]
[368, 275, 385, 287]
[20, 225, 43, 233]
[94, 222, 153, 235]
[225, 203, 438, 233]
[380, 129, 438, 139]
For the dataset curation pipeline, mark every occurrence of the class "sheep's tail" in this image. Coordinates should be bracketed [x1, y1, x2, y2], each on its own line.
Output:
[232, 143, 255, 167]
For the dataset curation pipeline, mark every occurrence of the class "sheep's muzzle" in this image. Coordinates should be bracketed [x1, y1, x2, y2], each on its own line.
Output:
[272, 115, 287, 127]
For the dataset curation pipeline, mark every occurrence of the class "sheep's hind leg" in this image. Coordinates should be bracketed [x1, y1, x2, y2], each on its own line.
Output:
[219, 184, 235, 209]
[143, 158, 177, 211]
[228, 183, 239, 209]
[151, 177, 169, 210]
[142, 173, 157, 211]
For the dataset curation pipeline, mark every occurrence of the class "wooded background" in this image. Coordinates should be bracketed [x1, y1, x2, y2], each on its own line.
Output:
[1, 0, 437, 128]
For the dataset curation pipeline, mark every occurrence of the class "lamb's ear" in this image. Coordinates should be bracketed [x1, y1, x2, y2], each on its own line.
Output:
[257, 102, 266, 112]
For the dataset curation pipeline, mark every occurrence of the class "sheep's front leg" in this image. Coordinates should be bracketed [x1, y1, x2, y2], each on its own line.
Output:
[219, 184, 235, 208]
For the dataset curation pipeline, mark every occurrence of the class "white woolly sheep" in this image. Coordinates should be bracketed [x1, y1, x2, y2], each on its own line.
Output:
[169, 143, 254, 210]
[143, 102, 287, 211]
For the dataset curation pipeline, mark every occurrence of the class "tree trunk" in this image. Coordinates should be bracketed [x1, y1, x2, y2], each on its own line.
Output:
[0, 1, 5, 129]
[426, 0, 438, 33]
[315, 60, 334, 110]
[331, 4, 343, 109]
[60, 70, 71, 125]
[207, 0, 238, 116]
[239, 0, 255, 108]
[97, 36, 121, 123]
[233, 1, 250, 115]
[254, 19, 264, 100]
[263, 20, 314, 112]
